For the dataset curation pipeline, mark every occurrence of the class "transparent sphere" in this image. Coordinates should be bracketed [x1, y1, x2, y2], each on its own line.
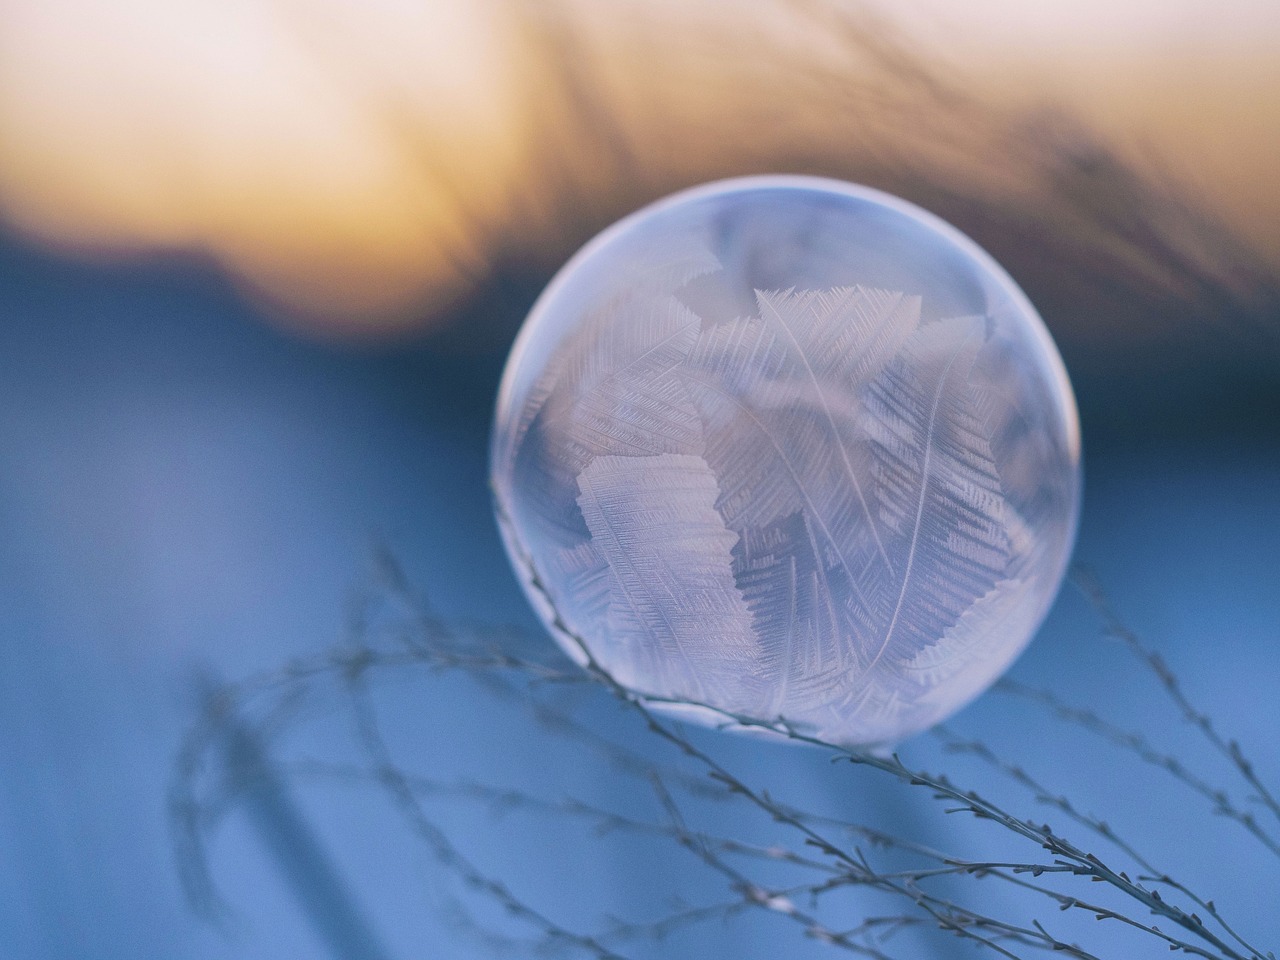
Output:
[491, 176, 1081, 748]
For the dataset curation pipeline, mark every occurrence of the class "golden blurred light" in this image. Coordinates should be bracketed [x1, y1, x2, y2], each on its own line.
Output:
[0, 0, 1277, 338]
[898, 0, 1280, 262]
[0, 0, 526, 334]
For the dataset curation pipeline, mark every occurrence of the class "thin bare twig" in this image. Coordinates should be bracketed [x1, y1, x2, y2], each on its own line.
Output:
[1074, 569, 1280, 830]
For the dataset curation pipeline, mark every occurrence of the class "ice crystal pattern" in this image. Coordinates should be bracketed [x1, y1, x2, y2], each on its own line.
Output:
[493, 177, 1080, 747]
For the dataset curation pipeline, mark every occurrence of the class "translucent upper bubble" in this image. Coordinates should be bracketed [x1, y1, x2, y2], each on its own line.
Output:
[491, 176, 1081, 748]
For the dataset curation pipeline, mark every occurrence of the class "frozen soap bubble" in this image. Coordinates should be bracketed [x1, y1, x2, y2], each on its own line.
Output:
[491, 176, 1081, 748]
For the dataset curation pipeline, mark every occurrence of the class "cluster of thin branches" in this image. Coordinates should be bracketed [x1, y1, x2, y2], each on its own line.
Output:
[171, 545, 1278, 960]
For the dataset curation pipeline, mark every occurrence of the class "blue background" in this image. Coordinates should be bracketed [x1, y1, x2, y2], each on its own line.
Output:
[2, 231, 1277, 958]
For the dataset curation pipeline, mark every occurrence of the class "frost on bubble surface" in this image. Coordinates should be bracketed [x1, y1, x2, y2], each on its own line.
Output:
[493, 179, 1081, 748]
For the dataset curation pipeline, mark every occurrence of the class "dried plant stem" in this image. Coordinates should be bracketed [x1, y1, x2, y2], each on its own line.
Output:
[931, 728, 1272, 960]
[515, 542, 1270, 960]
[993, 677, 1280, 860]
[1074, 569, 1280, 829]
[342, 665, 636, 960]
[172, 544, 1278, 960]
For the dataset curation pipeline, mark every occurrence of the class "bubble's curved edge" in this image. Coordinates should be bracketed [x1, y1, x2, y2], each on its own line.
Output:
[487, 174, 1086, 739]
[492, 172, 1080, 464]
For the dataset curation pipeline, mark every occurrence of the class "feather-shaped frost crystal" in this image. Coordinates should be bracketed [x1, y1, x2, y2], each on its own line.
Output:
[492, 176, 1081, 748]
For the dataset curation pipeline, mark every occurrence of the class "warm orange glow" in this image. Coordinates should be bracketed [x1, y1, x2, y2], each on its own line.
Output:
[0, 0, 1276, 338]
[900, 0, 1280, 263]
[0, 0, 526, 333]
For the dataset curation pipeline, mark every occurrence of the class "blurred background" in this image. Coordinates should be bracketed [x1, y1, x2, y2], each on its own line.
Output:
[2, 1, 1278, 958]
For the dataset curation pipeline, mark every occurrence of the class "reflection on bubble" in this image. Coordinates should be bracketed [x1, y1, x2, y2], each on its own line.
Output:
[492, 176, 1081, 748]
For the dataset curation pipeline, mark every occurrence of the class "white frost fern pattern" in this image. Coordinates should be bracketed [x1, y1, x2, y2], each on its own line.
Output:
[492, 179, 1080, 747]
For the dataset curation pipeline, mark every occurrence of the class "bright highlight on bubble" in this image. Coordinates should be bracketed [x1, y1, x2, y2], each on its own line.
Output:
[492, 176, 1081, 748]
